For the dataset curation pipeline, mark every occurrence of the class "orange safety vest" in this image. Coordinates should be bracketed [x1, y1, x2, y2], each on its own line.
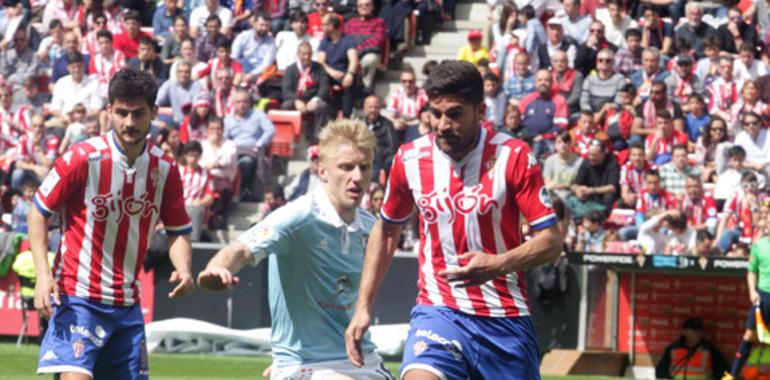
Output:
[669, 347, 711, 380]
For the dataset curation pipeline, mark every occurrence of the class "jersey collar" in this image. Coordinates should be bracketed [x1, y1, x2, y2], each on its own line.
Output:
[313, 186, 364, 232]
[433, 126, 487, 168]
[109, 130, 148, 168]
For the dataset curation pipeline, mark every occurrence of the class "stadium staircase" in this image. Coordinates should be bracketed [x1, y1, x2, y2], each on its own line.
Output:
[203, 0, 488, 245]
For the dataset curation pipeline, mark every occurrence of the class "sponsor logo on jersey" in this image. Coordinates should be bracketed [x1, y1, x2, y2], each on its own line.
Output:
[414, 329, 463, 360]
[41, 350, 58, 361]
[70, 325, 104, 347]
[95, 325, 106, 339]
[91, 191, 158, 223]
[416, 184, 499, 224]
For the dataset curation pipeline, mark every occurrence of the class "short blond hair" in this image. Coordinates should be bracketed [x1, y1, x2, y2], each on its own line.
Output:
[318, 119, 378, 163]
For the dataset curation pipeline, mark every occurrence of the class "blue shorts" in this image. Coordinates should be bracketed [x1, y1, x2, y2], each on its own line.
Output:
[37, 296, 148, 379]
[746, 290, 770, 330]
[400, 305, 540, 380]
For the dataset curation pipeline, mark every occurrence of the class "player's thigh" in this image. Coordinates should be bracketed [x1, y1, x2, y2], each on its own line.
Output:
[37, 297, 106, 378]
[470, 315, 540, 380]
[273, 355, 395, 380]
[93, 305, 148, 380]
[400, 306, 471, 380]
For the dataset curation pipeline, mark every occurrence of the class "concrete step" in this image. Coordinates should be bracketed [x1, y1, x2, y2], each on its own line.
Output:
[429, 31, 474, 47]
[410, 44, 461, 56]
[443, 19, 486, 32]
[374, 80, 401, 100]
[401, 54, 455, 74]
[456, 2, 489, 22]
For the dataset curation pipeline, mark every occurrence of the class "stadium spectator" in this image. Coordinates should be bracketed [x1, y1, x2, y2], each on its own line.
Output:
[170, 38, 198, 81]
[664, 54, 704, 108]
[543, 132, 583, 200]
[113, 11, 150, 59]
[14, 77, 49, 116]
[734, 44, 769, 84]
[59, 113, 100, 154]
[180, 141, 216, 241]
[317, 13, 359, 117]
[253, 0, 289, 35]
[505, 52, 535, 100]
[717, 6, 759, 55]
[344, 0, 386, 93]
[690, 230, 718, 256]
[635, 169, 677, 228]
[614, 28, 643, 76]
[402, 103, 432, 143]
[156, 61, 203, 128]
[560, 0, 591, 44]
[367, 185, 383, 217]
[90, 30, 125, 100]
[656, 317, 728, 379]
[127, 37, 168, 86]
[37, 20, 64, 68]
[731, 80, 766, 127]
[362, 95, 397, 183]
[232, 12, 277, 87]
[382, 67, 428, 135]
[194, 38, 244, 88]
[81, 12, 108, 58]
[684, 93, 709, 143]
[196, 16, 228, 64]
[596, 82, 636, 151]
[212, 67, 237, 118]
[714, 145, 752, 204]
[180, 94, 213, 144]
[285, 144, 321, 201]
[11, 114, 58, 189]
[659, 144, 698, 196]
[457, 29, 489, 68]
[550, 50, 582, 115]
[575, 209, 608, 252]
[50, 51, 102, 119]
[42, 0, 78, 33]
[717, 171, 761, 253]
[519, 5, 546, 55]
[281, 41, 330, 143]
[674, 3, 716, 58]
[190, 0, 233, 39]
[200, 116, 237, 223]
[483, 73, 508, 130]
[153, 0, 184, 40]
[253, 185, 287, 223]
[51, 30, 87, 84]
[630, 47, 669, 101]
[307, 0, 340, 39]
[694, 36, 721, 86]
[161, 16, 191, 66]
[574, 20, 617, 76]
[595, 0, 637, 49]
[520, 69, 568, 159]
[536, 17, 576, 70]
[695, 116, 728, 176]
[735, 112, 770, 178]
[275, 11, 318, 72]
[619, 142, 651, 208]
[638, 210, 693, 254]
[645, 109, 688, 165]
[707, 55, 739, 121]
[0, 27, 39, 88]
[580, 48, 625, 114]
[568, 139, 620, 217]
[634, 81, 684, 139]
[639, 4, 673, 56]
[224, 89, 275, 202]
[682, 174, 718, 231]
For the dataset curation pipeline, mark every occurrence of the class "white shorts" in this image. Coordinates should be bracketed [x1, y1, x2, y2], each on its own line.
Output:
[271, 353, 395, 380]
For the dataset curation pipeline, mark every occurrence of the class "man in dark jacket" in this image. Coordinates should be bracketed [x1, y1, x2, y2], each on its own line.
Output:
[127, 37, 168, 86]
[362, 95, 398, 183]
[574, 20, 618, 76]
[655, 318, 728, 379]
[568, 139, 620, 217]
[281, 41, 331, 143]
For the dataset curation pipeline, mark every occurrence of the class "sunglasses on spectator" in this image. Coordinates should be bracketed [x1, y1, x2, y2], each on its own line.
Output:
[597, 58, 612, 62]
[745, 120, 761, 126]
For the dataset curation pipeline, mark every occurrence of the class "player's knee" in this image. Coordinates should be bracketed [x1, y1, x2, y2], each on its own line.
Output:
[59, 372, 92, 380]
[402, 369, 442, 380]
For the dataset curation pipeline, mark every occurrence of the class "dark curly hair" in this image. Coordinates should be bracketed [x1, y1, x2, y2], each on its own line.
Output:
[424, 60, 484, 106]
[108, 69, 159, 108]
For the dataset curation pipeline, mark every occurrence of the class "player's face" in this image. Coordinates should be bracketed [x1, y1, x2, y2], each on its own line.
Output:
[109, 98, 156, 150]
[319, 144, 372, 214]
[429, 95, 483, 161]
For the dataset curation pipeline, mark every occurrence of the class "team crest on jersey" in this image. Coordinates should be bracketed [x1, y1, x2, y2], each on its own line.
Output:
[413, 340, 428, 356]
[72, 339, 84, 359]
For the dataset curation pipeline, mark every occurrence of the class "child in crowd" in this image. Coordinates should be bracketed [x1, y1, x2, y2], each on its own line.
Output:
[179, 141, 216, 241]
[483, 73, 508, 130]
[11, 180, 36, 232]
[575, 210, 608, 252]
[253, 185, 286, 224]
[457, 29, 489, 68]
[620, 142, 651, 209]
[717, 171, 761, 254]
[684, 94, 710, 144]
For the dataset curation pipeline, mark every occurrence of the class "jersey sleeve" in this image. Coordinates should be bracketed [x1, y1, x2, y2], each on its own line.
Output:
[236, 205, 296, 265]
[749, 241, 761, 273]
[380, 147, 414, 224]
[34, 149, 86, 218]
[507, 143, 557, 231]
[160, 160, 193, 236]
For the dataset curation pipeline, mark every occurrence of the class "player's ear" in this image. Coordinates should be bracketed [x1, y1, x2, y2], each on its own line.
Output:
[317, 162, 328, 183]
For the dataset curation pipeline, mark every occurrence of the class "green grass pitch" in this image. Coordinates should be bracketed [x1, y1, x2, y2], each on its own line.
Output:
[0, 343, 621, 379]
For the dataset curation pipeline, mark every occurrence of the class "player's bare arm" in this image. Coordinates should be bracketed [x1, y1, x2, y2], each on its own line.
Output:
[441, 224, 562, 287]
[29, 206, 59, 319]
[346, 219, 403, 367]
[167, 234, 195, 298]
[197, 240, 252, 291]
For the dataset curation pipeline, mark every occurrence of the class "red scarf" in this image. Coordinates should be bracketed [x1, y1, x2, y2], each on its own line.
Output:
[552, 69, 576, 96]
[673, 74, 693, 104]
[296, 63, 314, 96]
[215, 88, 235, 118]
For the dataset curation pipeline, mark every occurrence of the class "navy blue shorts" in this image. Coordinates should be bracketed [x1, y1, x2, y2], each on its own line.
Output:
[746, 290, 770, 331]
[400, 305, 540, 380]
[37, 296, 148, 379]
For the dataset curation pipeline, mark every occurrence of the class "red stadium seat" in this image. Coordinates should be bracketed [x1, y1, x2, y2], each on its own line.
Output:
[267, 110, 302, 158]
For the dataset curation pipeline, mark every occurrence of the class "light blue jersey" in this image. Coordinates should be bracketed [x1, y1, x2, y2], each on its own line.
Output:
[237, 187, 377, 367]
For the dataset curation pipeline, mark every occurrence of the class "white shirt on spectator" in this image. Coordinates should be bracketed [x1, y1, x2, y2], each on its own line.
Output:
[190, 5, 233, 36]
[50, 75, 103, 115]
[637, 214, 695, 255]
[734, 59, 770, 84]
[595, 8, 637, 49]
[274, 31, 318, 71]
[200, 139, 239, 183]
[735, 128, 770, 175]
[42, 0, 78, 33]
[560, 14, 592, 44]
[714, 168, 743, 201]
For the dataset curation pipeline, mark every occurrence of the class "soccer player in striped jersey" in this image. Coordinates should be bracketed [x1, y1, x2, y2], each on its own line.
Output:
[32, 69, 195, 380]
[346, 60, 563, 380]
[197, 119, 394, 380]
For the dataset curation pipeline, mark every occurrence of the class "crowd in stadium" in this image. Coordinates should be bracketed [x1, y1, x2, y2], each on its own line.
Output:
[0, 0, 767, 257]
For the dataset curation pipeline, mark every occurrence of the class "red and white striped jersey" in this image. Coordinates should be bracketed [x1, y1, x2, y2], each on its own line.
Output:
[682, 191, 717, 226]
[90, 51, 126, 97]
[381, 128, 557, 317]
[179, 165, 215, 205]
[636, 188, 677, 217]
[619, 161, 651, 194]
[387, 87, 428, 120]
[34, 132, 192, 306]
[16, 132, 60, 164]
[724, 189, 754, 243]
[707, 77, 738, 113]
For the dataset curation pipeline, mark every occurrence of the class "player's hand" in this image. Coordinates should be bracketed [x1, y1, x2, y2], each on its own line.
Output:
[168, 271, 195, 298]
[197, 267, 240, 292]
[751, 289, 760, 305]
[345, 308, 372, 367]
[439, 252, 507, 287]
[34, 273, 60, 319]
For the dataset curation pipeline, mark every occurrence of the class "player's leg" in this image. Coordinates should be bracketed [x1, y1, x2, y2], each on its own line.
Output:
[470, 315, 541, 380]
[400, 305, 472, 380]
[92, 304, 148, 380]
[730, 304, 763, 377]
[300, 353, 395, 380]
[37, 297, 107, 379]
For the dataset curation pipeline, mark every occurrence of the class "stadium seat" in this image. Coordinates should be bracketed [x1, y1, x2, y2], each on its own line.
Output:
[267, 110, 302, 143]
[267, 110, 302, 158]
